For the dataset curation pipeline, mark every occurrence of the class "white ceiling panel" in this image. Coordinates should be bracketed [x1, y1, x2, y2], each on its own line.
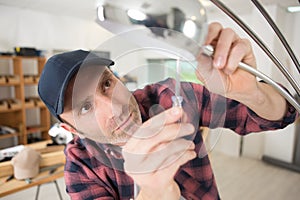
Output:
[0, 0, 298, 20]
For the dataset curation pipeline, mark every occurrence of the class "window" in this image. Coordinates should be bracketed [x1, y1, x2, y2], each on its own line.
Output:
[147, 59, 202, 84]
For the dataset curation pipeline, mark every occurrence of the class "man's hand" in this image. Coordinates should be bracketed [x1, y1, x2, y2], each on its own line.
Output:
[196, 22, 257, 98]
[122, 107, 196, 199]
[196, 22, 287, 121]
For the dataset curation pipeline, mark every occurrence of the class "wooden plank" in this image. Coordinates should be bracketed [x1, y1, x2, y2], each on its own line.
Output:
[0, 151, 65, 178]
[0, 165, 64, 197]
[0, 141, 65, 178]
[0, 162, 13, 178]
[39, 151, 65, 168]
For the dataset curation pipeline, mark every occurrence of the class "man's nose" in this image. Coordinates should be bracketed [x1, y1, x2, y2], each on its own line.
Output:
[94, 95, 124, 118]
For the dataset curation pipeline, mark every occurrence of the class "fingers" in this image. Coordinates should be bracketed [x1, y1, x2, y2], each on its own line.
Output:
[130, 107, 193, 140]
[123, 138, 196, 174]
[147, 123, 194, 151]
[227, 38, 256, 72]
[213, 28, 239, 70]
[160, 148, 196, 175]
[123, 106, 196, 175]
[156, 140, 196, 169]
[124, 121, 195, 154]
[142, 106, 182, 129]
[204, 22, 222, 45]
[203, 22, 254, 74]
[123, 106, 195, 154]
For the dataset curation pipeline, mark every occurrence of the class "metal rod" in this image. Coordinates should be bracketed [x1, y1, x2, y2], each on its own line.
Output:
[54, 180, 63, 200]
[202, 45, 300, 113]
[209, 0, 300, 97]
[251, 0, 300, 74]
[238, 62, 300, 113]
[175, 58, 181, 97]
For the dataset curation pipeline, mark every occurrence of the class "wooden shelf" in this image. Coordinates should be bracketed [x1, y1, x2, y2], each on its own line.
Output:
[0, 83, 21, 86]
[24, 76, 39, 85]
[24, 82, 38, 85]
[13, 56, 45, 60]
[24, 104, 46, 109]
[25, 97, 46, 109]
[24, 78, 36, 84]
[0, 56, 50, 147]
[26, 126, 49, 135]
[0, 55, 14, 60]
[0, 132, 18, 140]
[0, 108, 22, 113]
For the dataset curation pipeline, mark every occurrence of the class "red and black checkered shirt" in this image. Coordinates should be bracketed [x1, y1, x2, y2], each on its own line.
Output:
[64, 78, 298, 200]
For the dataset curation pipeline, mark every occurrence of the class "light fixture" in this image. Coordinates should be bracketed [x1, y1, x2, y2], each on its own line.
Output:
[200, 0, 212, 8]
[97, 6, 105, 21]
[183, 20, 197, 38]
[127, 9, 147, 21]
[96, 0, 300, 112]
[287, 6, 300, 13]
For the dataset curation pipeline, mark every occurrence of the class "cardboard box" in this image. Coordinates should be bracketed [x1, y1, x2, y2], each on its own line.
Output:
[24, 75, 34, 84]
[7, 76, 20, 84]
[0, 100, 8, 111]
[7, 99, 22, 110]
[35, 98, 45, 107]
[34, 76, 40, 83]
[25, 98, 35, 108]
[0, 76, 6, 84]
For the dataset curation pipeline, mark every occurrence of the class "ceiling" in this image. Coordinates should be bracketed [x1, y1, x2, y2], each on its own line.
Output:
[0, 0, 298, 21]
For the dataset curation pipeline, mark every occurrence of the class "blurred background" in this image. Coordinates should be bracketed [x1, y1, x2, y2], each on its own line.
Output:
[0, 0, 299, 199]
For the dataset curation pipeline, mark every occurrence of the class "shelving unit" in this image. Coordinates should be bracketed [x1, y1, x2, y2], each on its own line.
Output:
[0, 55, 50, 148]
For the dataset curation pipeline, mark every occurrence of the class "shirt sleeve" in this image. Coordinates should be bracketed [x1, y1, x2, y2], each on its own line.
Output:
[134, 78, 298, 135]
[64, 141, 116, 200]
[65, 164, 114, 200]
[192, 82, 299, 135]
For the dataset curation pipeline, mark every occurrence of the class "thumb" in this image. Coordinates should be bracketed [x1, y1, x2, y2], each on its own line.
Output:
[142, 107, 183, 130]
[196, 53, 214, 84]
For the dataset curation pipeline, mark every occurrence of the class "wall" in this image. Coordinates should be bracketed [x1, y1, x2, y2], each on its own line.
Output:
[0, 5, 147, 85]
[261, 7, 299, 163]
[0, 5, 111, 52]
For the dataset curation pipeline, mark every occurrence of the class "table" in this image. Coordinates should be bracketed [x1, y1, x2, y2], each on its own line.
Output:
[0, 140, 65, 199]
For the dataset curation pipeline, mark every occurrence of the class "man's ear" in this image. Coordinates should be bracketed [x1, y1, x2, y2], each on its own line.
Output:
[60, 123, 85, 139]
[60, 123, 77, 135]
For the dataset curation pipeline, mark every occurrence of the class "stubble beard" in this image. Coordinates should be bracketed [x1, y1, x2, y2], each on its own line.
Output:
[108, 99, 142, 145]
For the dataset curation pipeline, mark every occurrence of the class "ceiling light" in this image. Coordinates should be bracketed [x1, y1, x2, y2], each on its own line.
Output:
[127, 9, 147, 21]
[183, 20, 197, 38]
[287, 6, 300, 13]
[97, 6, 105, 21]
[200, 0, 212, 7]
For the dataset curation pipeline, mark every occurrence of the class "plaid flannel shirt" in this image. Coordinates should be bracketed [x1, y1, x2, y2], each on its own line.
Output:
[64, 78, 298, 200]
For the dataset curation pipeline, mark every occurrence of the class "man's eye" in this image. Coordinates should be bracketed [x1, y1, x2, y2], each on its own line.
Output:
[80, 102, 92, 115]
[103, 79, 112, 91]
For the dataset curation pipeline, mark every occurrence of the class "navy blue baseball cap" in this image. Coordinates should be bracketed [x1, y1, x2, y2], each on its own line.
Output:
[38, 50, 114, 121]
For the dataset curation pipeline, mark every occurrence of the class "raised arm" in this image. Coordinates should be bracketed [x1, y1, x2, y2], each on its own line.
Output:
[196, 22, 291, 121]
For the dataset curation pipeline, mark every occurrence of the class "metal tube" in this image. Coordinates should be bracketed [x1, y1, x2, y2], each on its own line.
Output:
[251, 0, 300, 74]
[202, 45, 300, 113]
[238, 62, 300, 113]
[209, 0, 300, 97]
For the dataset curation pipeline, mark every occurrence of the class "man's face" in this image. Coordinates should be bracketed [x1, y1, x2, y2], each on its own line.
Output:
[60, 66, 142, 145]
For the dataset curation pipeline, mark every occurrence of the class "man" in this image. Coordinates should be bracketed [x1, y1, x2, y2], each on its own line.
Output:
[38, 22, 298, 200]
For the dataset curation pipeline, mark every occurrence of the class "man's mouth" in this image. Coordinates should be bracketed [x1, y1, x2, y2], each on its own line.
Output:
[114, 112, 133, 132]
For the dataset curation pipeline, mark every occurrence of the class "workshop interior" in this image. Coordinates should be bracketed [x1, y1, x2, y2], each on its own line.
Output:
[0, 0, 299, 200]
